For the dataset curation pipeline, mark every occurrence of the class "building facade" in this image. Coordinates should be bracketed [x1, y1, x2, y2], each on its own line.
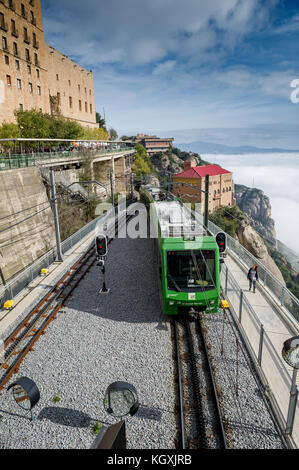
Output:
[0, 0, 97, 128]
[139, 134, 174, 156]
[173, 160, 235, 213]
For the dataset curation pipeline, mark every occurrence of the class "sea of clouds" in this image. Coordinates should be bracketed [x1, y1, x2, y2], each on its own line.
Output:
[202, 153, 299, 254]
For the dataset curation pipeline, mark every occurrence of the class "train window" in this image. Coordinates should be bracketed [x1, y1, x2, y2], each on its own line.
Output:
[167, 250, 216, 292]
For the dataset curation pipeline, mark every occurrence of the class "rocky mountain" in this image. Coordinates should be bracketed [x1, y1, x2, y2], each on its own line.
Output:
[234, 184, 277, 247]
[236, 216, 285, 284]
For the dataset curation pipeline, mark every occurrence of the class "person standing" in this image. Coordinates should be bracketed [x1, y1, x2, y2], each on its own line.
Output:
[247, 265, 259, 293]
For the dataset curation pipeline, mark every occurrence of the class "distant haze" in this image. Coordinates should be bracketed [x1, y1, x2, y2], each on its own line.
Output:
[200, 153, 299, 254]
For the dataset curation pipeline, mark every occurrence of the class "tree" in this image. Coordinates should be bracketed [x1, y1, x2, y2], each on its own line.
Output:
[96, 112, 107, 130]
[109, 128, 118, 141]
[0, 123, 20, 149]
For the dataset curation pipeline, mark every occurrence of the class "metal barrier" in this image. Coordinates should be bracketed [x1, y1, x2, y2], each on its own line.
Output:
[221, 264, 298, 445]
[0, 148, 136, 171]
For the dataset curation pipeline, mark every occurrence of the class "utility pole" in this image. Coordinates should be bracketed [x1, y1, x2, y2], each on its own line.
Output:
[204, 174, 209, 230]
[110, 170, 115, 209]
[50, 168, 63, 262]
[130, 172, 134, 201]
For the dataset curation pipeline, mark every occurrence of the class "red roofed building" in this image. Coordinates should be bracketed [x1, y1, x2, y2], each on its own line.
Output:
[173, 158, 235, 212]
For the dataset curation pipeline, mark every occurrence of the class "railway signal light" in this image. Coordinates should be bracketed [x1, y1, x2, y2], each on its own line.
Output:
[96, 235, 108, 257]
[216, 232, 226, 253]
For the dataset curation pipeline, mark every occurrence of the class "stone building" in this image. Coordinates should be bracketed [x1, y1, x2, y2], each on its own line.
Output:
[0, 0, 97, 128]
[139, 135, 174, 156]
[173, 158, 235, 213]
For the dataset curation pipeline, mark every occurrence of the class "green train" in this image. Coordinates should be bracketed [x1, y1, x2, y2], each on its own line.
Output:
[141, 185, 222, 315]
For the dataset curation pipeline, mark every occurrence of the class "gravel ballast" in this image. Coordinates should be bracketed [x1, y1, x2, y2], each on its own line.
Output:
[202, 312, 286, 449]
[0, 236, 177, 449]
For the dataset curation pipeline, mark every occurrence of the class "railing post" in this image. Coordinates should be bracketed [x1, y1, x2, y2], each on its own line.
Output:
[258, 324, 264, 365]
[281, 287, 285, 306]
[239, 289, 243, 323]
[286, 368, 298, 436]
[225, 265, 228, 296]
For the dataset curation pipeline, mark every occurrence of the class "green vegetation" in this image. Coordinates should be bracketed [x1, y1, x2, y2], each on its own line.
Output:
[172, 146, 200, 161]
[265, 242, 299, 299]
[52, 395, 61, 403]
[92, 420, 102, 435]
[0, 109, 110, 151]
[132, 144, 156, 183]
[209, 205, 245, 238]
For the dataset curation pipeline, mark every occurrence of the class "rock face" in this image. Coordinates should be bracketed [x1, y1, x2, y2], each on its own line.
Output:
[236, 218, 286, 285]
[234, 184, 276, 247]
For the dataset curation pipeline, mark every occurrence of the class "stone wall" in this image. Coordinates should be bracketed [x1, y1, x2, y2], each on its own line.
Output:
[0, 167, 55, 285]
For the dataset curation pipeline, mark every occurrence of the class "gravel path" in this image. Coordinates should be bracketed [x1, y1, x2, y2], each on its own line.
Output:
[0, 237, 177, 449]
[202, 312, 286, 449]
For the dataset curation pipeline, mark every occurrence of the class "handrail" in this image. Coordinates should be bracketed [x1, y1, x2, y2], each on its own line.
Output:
[192, 209, 299, 323]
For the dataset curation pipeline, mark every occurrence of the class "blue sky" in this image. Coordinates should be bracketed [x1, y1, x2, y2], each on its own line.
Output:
[41, 0, 299, 148]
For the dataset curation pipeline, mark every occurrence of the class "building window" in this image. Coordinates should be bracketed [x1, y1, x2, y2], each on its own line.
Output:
[27, 64, 31, 74]
[33, 32, 38, 48]
[69, 96, 73, 108]
[15, 59, 20, 70]
[79, 99, 82, 111]
[2, 36, 8, 50]
[29, 82, 33, 93]
[0, 13, 7, 31]
[78, 84, 81, 92]
[57, 92, 61, 105]
[11, 19, 18, 37]
[36, 68, 40, 78]
[30, 11, 35, 25]
[68, 79, 71, 86]
[90, 103, 92, 113]
[17, 78, 22, 89]
[21, 4, 26, 18]
[19, 103, 23, 110]
[37, 85, 41, 95]
[85, 101, 87, 112]
[23, 27, 30, 43]
[89, 89, 91, 96]
[13, 42, 18, 55]
[34, 53, 39, 66]
[6, 75, 12, 86]
[56, 74, 59, 81]
[25, 48, 30, 61]
[4, 55, 9, 65]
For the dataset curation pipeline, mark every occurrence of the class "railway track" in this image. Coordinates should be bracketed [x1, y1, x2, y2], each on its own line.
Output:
[0, 209, 131, 392]
[173, 312, 228, 449]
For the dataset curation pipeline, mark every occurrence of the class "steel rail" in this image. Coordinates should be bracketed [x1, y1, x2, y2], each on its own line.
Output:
[174, 320, 186, 449]
[195, 316, 228, 449]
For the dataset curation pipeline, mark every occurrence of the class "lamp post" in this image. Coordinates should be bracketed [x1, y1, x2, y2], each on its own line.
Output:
[282, 336, 299, 436]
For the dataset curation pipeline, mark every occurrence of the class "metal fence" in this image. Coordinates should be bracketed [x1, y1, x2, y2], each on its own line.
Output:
[221, 264, 298, 445]
[192, 210, 299, 323]
[0, 210, 112, 308]
[0, 148, 136, 171]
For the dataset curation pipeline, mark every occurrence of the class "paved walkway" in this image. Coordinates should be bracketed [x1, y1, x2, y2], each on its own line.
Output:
[224, 253, 299, 448]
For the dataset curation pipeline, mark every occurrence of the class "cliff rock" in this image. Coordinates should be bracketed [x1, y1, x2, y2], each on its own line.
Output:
[236, 218, 286, 285]
[234, 184, 277, 247]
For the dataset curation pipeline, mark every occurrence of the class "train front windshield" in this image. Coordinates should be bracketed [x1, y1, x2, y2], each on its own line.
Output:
[167, 250, 216, 292]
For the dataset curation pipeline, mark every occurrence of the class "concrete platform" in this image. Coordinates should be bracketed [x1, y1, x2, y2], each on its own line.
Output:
[224, 254, 299, 448]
